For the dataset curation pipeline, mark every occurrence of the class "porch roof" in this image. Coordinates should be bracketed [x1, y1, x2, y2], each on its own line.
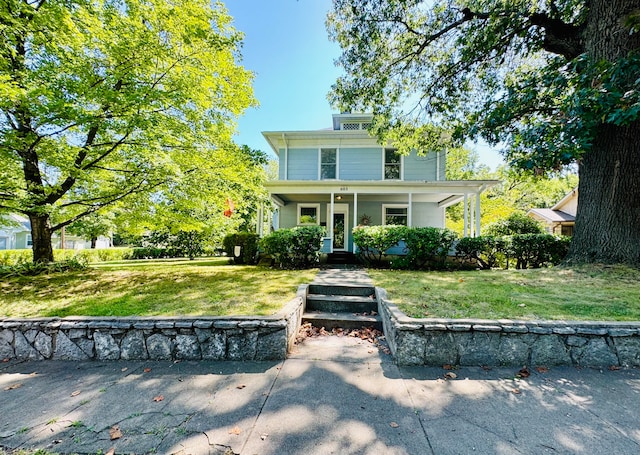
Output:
[264, 179, 499, 207]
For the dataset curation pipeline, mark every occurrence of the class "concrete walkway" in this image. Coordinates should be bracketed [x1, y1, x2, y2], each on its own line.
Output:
[2, 335, 640, 454]
[312, 264, 374, 286]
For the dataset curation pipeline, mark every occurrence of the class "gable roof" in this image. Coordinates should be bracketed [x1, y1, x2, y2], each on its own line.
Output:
[528, 208, 575, 223]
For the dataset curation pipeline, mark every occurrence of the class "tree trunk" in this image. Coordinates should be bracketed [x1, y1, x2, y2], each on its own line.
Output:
[568, 121, 640, 265]
[565, 0, 640, 266]
[91, 237, 97, 249]
[29, 213, 55, 264]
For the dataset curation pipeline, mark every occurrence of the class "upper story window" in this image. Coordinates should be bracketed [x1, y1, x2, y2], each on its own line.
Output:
[384, 148, 401, 180]
[320, 148, 337, 179]
[26, 234, 33, 246]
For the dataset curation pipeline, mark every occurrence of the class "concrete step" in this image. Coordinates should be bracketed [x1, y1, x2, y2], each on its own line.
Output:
[302, 311, 382, 331]
[305, 294, 378, 313]
[308, 284, 375, 297]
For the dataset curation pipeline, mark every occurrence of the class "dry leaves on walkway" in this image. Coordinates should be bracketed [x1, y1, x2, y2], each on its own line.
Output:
[109, 425, 122, 440]
[295, 323, 391, 354]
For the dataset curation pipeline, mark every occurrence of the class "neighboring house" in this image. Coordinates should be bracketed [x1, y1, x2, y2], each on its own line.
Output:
[0, 214, 110, 250]
[0, 214, 32, 250]
[261, 112, 499, 254]
[528, 187, 578, 236]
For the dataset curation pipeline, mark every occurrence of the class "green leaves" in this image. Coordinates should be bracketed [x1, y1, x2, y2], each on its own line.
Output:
[327, 0, 640, 174]
[1, 0, 258, 261]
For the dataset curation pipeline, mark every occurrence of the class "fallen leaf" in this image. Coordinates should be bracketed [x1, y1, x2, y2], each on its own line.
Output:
[236, 384, 246, 389]
[444, 372, 457, 379]
[4, 383, 22, 391]
[512, 388, 521, 394]
[516, 367, 530, 378]
[105, 448, 115, 455]
[71, 390, 81, 397]
[109, 425, 122, 440]
[153, 395, 164, 402]
[143, 368, 152, 373]
[458, 278, 464, 282]
[2, 358, 9, 363]
[536, 366, 549, 373]
[229, 426, 242, 435]
[121, 367, 128, 372]
[389, 422, 399, 428]
[609, 365, 621, 371]
[443, 364, 453, 370]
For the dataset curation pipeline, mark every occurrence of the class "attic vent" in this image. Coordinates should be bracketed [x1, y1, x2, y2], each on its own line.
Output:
[361, 122, 372, 129]
[342, 122, 360, 130]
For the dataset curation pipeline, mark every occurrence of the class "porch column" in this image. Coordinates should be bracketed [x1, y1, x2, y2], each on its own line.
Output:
[353, 192, 358, 230]
[408, 193, 413, 227]
[329, 192, 335, 253]
[470, 193, 475, 237]
[475, 192, 482, 236]
[463, 193, 469, 237]
[257, 203, 263, 236]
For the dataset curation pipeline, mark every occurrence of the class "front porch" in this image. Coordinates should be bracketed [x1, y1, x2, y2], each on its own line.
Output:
[262, 179, 499, 253]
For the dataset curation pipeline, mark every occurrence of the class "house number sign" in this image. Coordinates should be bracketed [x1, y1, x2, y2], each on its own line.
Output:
[339, 186, 349, 191]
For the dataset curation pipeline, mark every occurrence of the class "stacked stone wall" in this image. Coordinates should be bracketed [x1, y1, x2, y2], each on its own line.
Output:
[0, 288, 307, 362]
[378, 288, 640, 367]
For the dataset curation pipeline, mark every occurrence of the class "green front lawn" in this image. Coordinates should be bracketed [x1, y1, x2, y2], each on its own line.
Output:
[369, 264, 640, 321]
[0, 258, 317, 318]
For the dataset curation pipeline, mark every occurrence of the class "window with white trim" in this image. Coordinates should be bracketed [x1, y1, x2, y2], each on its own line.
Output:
[297, 204, 320, 225]
[320, 148, 337, 179]
[384, 148, 401, 180]
[383, 205, 408, 226]
[0, 237, 7, 250]
[27, 234, 33, 246]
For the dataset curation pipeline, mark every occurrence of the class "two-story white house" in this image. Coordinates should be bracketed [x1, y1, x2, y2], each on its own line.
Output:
[262, 113, 498, 254]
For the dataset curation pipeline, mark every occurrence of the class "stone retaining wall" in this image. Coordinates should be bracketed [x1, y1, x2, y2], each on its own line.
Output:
[378, 288, 640, 367]
[0, 286, 307, 362]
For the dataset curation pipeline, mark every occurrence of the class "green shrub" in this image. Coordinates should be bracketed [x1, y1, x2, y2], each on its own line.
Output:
[485, 212, 545, 236]
[260, 226, 324, 269]
[507, 234, 571, 269]
[0, 256, 88, 277]
[0, 248, 132, 266]
[455, 236, 508, 269]
[403, 227, 458, 270]
[352, 225, 407, 266]
[222, 232, 260, 265]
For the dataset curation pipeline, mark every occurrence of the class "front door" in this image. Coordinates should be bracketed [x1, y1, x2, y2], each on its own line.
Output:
[333, 212, 346, 251]
[327, 203, 349, 252]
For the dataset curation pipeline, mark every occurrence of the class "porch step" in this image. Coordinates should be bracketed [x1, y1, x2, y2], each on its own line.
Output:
[302, 311, 383, 331]
[308, 284, 375, 297]
[303, 283, 381, 330]
[306, 294, 377, 313]
[326, 251, 358, 264]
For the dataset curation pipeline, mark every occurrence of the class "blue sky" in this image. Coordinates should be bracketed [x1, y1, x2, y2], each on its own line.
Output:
[226, 0, 504, 169]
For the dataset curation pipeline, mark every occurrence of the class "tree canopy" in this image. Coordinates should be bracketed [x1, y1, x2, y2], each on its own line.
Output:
[0, 0, 257, 262]
[328, 0, 640, 265]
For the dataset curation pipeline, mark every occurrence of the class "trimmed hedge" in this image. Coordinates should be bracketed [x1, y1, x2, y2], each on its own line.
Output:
[455, 234, 571, 269]
[222, 232, 260, 265]
[353, 225, 457, 270]
[0, 248, 132, 266]
[352, 225, 407, 267]
[260, 225, 324, 269]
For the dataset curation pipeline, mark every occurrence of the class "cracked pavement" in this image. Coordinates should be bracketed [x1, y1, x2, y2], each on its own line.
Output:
[2, 335, 640, 454]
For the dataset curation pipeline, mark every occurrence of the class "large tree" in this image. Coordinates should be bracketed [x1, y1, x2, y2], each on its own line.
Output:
[0, 0, 255, 263]
[328, 0, 640, 266]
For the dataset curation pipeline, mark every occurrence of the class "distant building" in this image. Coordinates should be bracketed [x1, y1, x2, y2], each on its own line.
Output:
[0, 214, 110, 250]
[528, 188, 577, 236]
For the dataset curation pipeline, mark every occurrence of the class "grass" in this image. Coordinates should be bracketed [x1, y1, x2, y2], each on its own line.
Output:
[369, 264, 640, 321]
[0, 257, 317, 318]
